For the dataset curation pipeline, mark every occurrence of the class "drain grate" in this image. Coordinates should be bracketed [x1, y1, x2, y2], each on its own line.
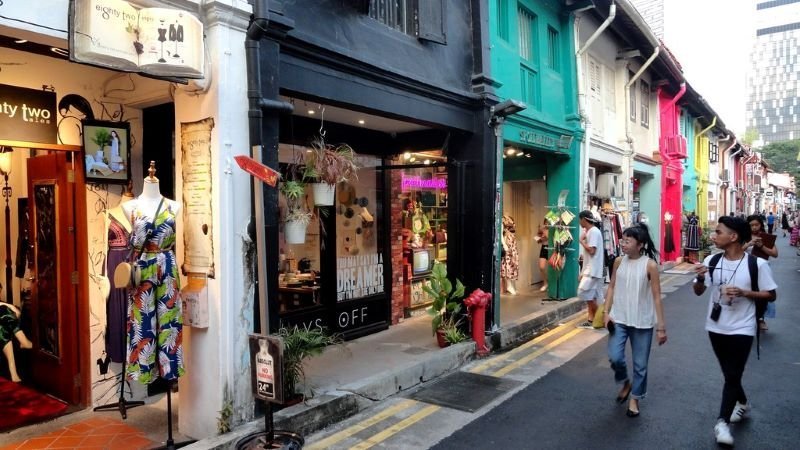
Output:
[407, 371, 521, 412]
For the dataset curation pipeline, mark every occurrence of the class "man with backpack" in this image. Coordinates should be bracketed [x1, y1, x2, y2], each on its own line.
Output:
[692, 216, 777, 447]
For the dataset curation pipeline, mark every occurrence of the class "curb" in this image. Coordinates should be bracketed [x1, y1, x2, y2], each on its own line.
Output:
[489, 298, 583, 350]
[184, 301, 580, 449]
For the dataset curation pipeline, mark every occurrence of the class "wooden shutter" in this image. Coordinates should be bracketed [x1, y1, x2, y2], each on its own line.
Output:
[418, 0, 447, 44]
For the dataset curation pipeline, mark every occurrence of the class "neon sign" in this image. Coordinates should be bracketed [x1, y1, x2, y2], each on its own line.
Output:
[401, 175, 446, 191]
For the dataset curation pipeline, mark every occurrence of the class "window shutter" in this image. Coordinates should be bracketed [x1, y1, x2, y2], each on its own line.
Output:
[418, 0, 447, 44]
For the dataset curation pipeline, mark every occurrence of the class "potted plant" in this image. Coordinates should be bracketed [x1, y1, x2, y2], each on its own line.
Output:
[281, 180, 312, 244]
[424, 261, 466, 348]
[90, 128, 112, 163]
[302, 137, 360, 206]
[278, 326, 342, 403]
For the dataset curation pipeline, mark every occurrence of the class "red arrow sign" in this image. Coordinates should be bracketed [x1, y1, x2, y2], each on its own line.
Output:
[234, 155, 279, 187]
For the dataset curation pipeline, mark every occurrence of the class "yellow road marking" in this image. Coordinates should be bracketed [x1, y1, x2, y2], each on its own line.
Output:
[491, 328, 585, 377]
[305, 399, 418, 450]
[469, 315, 585, 374]
[349, 404, 440, 450]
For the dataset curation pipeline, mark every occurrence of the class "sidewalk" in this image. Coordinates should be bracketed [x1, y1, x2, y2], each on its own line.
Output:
[187, 288, 584, 450]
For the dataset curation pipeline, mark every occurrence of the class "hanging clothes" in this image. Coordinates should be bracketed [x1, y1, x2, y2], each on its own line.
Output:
[685, 215, 700, 251]
[126, 201, 184, 385]
[106, 215, 130, 363]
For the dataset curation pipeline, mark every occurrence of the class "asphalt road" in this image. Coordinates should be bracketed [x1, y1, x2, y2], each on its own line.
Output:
[434, 237, 800, 449]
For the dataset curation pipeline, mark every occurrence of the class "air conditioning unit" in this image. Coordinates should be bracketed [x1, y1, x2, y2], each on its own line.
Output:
[596, 173, 622, 198]
[587, 167, 597, 194]
[662, 135, 688, 159]
[720, 169, 729, 182]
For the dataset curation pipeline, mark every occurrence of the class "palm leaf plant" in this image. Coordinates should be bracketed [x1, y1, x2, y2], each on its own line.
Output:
[278, 327, 342, 400]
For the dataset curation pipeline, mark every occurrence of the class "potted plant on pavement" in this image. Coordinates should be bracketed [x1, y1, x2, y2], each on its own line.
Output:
[424, 261, 466, 348]
[278, 326, 342, 403]
[302, 137, 360, 206]
[281, 179, 312, 244]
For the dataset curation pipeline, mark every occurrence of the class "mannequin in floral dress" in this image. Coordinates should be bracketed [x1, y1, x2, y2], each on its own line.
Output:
[122, 163, 184, 384]
[501, 215, 520, 295]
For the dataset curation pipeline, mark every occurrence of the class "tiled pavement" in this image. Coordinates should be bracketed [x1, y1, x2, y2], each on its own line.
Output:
[0, 417, 156, 450]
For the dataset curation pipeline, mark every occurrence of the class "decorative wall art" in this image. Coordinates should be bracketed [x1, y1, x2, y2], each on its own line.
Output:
[81, 120, 131, 184]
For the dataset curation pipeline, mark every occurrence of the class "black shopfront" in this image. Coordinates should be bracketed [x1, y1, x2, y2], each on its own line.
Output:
[246, 0, 498, 339]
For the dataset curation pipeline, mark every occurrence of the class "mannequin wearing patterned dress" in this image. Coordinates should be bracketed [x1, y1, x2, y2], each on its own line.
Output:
[105, 191, 134, 363]
[501, 215, 520, 295]
[122, 164, 183, 384]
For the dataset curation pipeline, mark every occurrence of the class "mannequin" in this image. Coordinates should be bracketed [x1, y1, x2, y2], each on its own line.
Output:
[0, 291, 33, 382]
[124, 161, 184, 384]
[500, 215, 519, 295]
[105, 186, 134, 363]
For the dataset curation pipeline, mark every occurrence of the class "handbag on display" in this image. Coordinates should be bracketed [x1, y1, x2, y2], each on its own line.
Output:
[113, 198, 165, 289]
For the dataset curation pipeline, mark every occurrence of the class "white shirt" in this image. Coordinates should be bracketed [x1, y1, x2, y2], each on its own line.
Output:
[581, 226, 605, 279]
[610, 255, 655, 329]
[703, 254, 778, 336]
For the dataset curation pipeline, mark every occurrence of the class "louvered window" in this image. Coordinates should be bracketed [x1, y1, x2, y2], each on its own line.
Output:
[518, 7, 536, 61]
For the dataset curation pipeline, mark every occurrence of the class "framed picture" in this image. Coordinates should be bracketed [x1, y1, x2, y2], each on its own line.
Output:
[81, 120, 131, 184]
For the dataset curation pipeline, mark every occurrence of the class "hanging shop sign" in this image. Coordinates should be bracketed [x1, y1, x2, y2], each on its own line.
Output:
[70, 0, 205, 79]
[181, 117, 215, 277]
[0, 84, 57, 145]
[519, 130, 556, 150]
[249, 335, 284, 404]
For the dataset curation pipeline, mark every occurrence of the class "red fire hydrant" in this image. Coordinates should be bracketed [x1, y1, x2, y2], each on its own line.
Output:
[465, 288, 491, 357]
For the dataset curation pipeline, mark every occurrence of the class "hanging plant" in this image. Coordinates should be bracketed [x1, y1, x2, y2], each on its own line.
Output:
[302, 137, 360, 186]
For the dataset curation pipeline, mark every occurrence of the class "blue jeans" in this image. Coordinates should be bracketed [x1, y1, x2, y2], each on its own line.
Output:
[608, 323, 654, 399]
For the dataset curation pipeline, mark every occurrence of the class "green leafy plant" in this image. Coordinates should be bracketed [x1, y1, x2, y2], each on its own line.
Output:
[278, 326, 342, 400]
[216, 388, 233, 434]
[442, 317, 467, 344]
[424, 261, 465, 335]
[280, 179, 312, 224]
[302, 137, 360, 185]
[90, 128, 112, 149]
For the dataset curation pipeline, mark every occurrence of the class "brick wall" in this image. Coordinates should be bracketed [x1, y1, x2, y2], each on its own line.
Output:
[389, 169, 405, 325]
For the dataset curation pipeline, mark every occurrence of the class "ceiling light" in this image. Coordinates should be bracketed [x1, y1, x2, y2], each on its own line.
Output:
[505, 148, 516, 155]
[423, 159, 430, 165]
[403, 152, 411, 160]
[308, 109, 315, 115]
[409, 157, 416, 162]
[525, 153, 532, 158]
[502, 155, 507, 159]
[516, 150, 524, 156]
[357, 119, 365, 125]
[306, 149, 312, 153]
[51, 47, 69, 57]
[14, 39, 27, 44]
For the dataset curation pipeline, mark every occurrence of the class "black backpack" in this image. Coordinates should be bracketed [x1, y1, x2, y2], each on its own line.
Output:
[708, 253, 775, 358]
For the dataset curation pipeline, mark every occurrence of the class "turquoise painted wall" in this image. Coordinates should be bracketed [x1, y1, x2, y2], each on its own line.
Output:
[490, 0, 583, 299]
[682, 109, 698, 214]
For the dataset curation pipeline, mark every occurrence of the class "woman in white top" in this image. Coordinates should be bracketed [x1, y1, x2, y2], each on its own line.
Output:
[603, 223, 667, 418]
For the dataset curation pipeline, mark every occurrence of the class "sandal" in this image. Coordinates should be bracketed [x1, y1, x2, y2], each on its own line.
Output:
[616, 380, 632, 404]
[626, 408, 640, 418]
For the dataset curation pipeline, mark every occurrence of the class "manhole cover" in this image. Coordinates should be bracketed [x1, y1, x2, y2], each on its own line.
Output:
[407, 371, 521, 412]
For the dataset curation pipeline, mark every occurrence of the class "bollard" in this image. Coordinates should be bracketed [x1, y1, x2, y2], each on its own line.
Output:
[465, 289, 491, 357]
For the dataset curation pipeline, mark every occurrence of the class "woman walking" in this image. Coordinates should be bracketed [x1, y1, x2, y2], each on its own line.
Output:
[603, 223, 667, 418]
[693, 216, 778, 446]
[535, 219, 549, 292]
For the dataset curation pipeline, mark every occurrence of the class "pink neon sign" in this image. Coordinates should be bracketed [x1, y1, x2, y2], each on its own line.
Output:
[401, 175, 446, 191]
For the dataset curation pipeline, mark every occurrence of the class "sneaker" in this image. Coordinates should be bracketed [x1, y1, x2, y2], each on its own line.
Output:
[714, 420, 734, 446]
[730, 402, 751, 423]
[578, 321, 594, 329]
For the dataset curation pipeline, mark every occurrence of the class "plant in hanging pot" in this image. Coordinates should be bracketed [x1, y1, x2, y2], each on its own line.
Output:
[281, 180, 312, 244]
[302, 137, 360, 206]
[424, 261, 466, 348]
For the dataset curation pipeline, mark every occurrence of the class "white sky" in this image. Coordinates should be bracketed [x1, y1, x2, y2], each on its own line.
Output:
[661, 0, 755, 135]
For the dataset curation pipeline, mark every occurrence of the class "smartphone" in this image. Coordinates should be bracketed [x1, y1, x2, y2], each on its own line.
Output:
[606, 320, 615, 334]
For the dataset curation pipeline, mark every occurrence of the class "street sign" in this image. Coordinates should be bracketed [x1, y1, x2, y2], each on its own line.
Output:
[249, 334, 284, 404]
[235, 154, 280, 187]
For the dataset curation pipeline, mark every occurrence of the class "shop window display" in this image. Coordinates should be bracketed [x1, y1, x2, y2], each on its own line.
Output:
[399, 166, 448, 312]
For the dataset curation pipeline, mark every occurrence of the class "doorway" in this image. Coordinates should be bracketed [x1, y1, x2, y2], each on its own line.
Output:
[502, 180, 548, 291]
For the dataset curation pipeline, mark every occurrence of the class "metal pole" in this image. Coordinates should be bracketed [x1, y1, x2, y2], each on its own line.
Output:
[3, 174, 11, 303]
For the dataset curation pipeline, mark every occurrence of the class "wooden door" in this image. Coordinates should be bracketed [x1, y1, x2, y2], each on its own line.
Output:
[26, 152, 81, 404]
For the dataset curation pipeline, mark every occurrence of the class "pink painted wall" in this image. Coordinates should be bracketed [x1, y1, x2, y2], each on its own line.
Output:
[658, 84, 686, 262]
